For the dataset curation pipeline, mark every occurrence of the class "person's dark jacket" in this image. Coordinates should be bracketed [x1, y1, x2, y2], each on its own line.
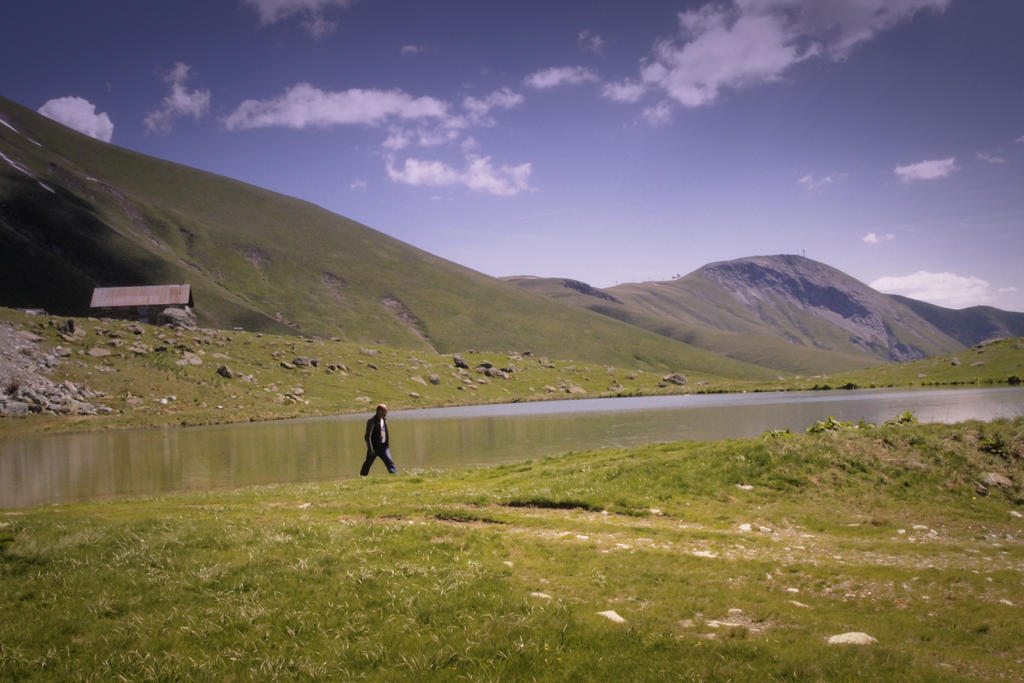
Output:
[364, 416, 389, 453]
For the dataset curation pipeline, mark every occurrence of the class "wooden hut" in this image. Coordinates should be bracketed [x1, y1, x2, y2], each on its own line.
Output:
[89, 284, 193, 324]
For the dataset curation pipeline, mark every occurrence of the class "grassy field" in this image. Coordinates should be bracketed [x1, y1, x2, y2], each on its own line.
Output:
[2, 418, 1022, 679]
[0, 307, 749, 437]
[2, 306, 1023, 437]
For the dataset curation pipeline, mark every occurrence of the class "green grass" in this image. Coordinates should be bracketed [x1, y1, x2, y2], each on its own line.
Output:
[2, 418, 1022, 679]
[0, 307, 740, 435]
[2, 307, 1023, 437]
[773, 338, 1024, 392]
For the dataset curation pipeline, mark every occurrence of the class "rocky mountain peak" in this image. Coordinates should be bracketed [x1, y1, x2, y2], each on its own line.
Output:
[693, 254, 952, 361]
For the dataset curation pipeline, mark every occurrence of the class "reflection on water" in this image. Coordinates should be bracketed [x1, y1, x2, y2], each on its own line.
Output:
[2, 387, 1022, 508]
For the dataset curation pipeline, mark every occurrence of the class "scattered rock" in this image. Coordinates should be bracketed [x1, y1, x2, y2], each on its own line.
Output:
[86, 346, 112, 358]
[827, 632, 877, 646]
[530, 592, 552, 600]
[157, 307, 197, 329]
[453, 355, 470, 369]
[280, 361, 295, 370]
[360, 348, 379, 357]
[216, 365, 235, 379]
[410, 375, 427, 386]
[1, 401, 31, 416]
[596, 610, 626, 624]
[980, 472, 1013, 488]
[662, 373, 688, 386]
[428, 374, 441, 385]
[292, 356, 312, 367]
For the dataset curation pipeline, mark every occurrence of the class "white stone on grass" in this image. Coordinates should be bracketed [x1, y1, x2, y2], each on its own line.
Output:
[596, 610, 626, 624]
[530, 592, 552, 600]
[828, 632, 877, 645]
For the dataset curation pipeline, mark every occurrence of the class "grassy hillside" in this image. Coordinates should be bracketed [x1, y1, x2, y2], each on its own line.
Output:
[892, 295, 1024, 348]
[2, 418, 1022, 679]
[0, 308, 778, 436]
[0, 97, 775, 378]
[506, 276, 886, 375]
[3, 307, 1022, 436]
[825, 338, 1024, 390]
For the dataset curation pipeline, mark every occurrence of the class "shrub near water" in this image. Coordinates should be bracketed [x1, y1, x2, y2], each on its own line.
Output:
[2, 418, 1022, 679]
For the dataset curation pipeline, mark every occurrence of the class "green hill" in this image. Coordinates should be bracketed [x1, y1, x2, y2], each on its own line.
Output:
[0, 96, 775, 380]
[505, 255, 990, 374]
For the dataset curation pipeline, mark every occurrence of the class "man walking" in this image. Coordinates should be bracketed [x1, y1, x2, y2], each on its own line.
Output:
[361, 403, 397, 476]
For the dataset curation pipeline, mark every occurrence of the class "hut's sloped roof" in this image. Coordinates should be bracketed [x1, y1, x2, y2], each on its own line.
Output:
[90, 285, 192, 308]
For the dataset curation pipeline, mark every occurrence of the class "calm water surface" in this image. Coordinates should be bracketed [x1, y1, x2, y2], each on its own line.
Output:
[2, 387, 1022, 508]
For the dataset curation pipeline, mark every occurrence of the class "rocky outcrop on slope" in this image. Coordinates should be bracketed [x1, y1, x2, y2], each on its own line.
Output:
[0, 320, 104, 416]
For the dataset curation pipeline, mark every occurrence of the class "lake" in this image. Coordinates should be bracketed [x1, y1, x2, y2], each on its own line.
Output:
[2, 387, 1022, 509]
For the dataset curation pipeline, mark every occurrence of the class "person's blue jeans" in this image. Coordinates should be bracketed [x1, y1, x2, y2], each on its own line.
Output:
[361, 447, 397, 476]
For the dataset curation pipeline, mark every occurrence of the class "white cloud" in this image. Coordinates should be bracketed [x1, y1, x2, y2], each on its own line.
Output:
[349, 179, 367, 191]
[37, 96, 113, 142]
[641, 101, 673, 126]
[641, 0, 949, 108]
[243, 0, 354, 35]
[414, 127, 461, 147]
[224, 83, 449, 130]
[144, 63, 211, 134]
[382, 128, 412, 151]
[976, 151, 1006, 164]
[462, 87, 524, 126]
[302, 15, 337, 37]
[798, 173, 833, 191]
[400, 44, 425, 55]
[894, 157, 958, 182]
[601, 79, 646, 103]
[871, 271, 993, 308]
[1016, 135, 1024, 144]
[578, 30, 605, 54]
[862, 232, 895, 245]
[387, 154, 532, 197]
[998, 286, 1018, 294]
[524, 66, 599, 90]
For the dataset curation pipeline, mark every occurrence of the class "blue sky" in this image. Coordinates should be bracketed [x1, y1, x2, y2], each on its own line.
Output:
[3, 0, 1023, 310]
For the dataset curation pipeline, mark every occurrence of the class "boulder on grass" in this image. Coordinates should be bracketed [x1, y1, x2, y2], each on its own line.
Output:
[158, 307, 198, 329]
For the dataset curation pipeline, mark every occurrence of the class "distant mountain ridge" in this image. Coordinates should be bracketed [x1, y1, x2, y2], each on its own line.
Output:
[505, 255, 1024, 370]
